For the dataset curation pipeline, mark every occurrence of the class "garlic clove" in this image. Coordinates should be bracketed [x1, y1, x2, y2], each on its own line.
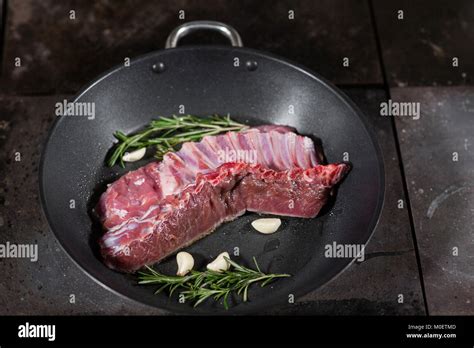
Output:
[206, 252, 231, 272]
[251, 218, 282, 234]
[176, 251, 194, 276]
[122, 148, 146, 162]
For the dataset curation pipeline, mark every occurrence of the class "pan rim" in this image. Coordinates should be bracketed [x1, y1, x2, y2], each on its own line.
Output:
[39, 45, 385, 314]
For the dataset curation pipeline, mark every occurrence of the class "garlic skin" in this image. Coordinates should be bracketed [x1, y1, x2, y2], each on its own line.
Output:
[251, 218, 282, 234]
[206, 252, 231, 272]
[122, 147, 146, 162]
[176, 251, 194, 276]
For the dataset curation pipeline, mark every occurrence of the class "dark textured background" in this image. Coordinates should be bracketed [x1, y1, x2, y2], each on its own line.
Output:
[0, 0, 472, 315]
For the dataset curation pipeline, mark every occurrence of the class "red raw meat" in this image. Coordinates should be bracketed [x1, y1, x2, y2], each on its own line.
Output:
[100, 162, 349, 272]
[97, 126, 322, 230]
[97, 126, 348, 272]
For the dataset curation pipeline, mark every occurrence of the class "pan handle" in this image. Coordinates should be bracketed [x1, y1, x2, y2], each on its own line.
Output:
[165, 21, 243, 48]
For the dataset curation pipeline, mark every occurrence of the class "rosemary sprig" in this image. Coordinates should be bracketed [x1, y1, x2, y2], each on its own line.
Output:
[107, 114, 248, 167]
[137, 257, 290, 309]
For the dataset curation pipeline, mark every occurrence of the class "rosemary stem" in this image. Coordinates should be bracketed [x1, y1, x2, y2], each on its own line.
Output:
[136, 257, 290, 309]
[107, 115, 248, 167]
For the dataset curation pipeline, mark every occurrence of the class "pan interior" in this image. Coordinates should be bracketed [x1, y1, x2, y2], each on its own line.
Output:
[40, 46, 384, 314]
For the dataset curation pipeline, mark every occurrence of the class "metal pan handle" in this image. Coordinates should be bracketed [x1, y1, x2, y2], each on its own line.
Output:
[165, 21, 243, 48]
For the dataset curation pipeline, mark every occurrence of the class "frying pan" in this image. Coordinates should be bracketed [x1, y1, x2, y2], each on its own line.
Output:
[40, 21, 384, 314]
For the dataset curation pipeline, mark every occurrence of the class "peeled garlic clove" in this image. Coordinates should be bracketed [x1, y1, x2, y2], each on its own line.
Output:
[122, 148, 146, 162]
[251, 218, 282, 234]
[176, 251, 194, 276]
[206, 252, 230, 272]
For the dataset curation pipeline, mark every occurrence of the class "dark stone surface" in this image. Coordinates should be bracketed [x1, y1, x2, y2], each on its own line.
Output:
[373, 0, 474, 87]
[0, 0, 3, 76]
[391, 87, 474, 315]
[0, 0, 382, 95]
[0, 88, 425, 315]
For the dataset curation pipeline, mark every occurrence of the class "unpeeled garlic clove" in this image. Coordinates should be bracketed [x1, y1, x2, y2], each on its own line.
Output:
[122, 148, 146, 162]
[206, 252, 231, 272]
[176, 251, 194, 276]
[251, 218, 282, 234]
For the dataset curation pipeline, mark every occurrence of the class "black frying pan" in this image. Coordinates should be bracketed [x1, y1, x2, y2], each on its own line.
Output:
[40, 21, 384, 314]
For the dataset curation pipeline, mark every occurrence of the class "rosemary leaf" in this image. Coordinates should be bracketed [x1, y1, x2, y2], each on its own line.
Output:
[107, 114, 248, 167]
[137, 257, 290, 309]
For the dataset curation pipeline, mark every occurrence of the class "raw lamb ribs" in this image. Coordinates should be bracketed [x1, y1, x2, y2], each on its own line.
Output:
[97, 126, 349, 272]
